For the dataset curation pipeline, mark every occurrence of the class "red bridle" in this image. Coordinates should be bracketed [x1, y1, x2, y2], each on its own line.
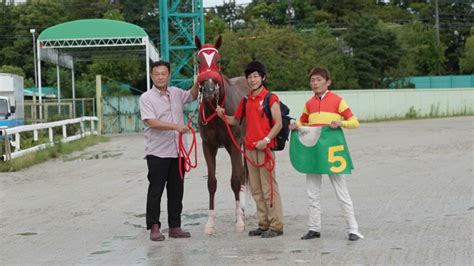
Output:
[196, 45, 226, 125]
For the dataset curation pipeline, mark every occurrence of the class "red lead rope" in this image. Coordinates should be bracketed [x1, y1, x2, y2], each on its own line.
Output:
[178, 116, 198, 180]
[200, 86, 227, 125]
[222, 115, 276, 207]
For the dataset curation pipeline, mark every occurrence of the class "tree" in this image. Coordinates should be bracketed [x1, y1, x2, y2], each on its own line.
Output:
[0, 65, 25, 77]
[204, 11, 227, 41]
[344, 16, 402, 88]
[459, 28, 474, 74]
[213, 1, 244, 30]
[117, 0, 159, 43]
[217, 22, 357, 91]
[394, 21, 446, 75]
[63, 0, 110, 20]
[1, 0, 67, 86]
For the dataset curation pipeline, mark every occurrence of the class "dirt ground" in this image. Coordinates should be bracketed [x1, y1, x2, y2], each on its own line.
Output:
[0, 116, 472, 265]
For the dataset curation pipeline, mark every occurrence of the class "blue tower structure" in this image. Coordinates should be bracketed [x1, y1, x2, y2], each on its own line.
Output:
[159, 0, 205, 89]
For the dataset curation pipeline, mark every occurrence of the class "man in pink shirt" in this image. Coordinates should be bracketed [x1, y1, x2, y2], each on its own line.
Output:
[139, 61, 198, 241]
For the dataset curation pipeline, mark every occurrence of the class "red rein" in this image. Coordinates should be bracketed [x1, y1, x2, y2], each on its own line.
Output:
[178, 116, 198, 180]
[221, 115, 276, 207]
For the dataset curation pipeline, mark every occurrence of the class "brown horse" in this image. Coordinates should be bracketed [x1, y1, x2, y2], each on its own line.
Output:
[195, 35, 248, 234]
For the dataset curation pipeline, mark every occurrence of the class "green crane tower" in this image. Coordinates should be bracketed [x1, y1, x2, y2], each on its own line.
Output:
[159, 0, 205, 89]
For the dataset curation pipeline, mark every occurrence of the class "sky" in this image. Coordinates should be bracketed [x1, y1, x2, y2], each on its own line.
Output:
[203, 0, 252, 8]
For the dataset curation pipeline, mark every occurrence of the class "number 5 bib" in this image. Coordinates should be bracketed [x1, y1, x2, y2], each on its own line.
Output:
[290, 126, 354, 174]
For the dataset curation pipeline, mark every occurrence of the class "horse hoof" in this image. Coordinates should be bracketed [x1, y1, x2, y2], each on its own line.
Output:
[204, 226, 215, 235]
[235, 224, 245, 233]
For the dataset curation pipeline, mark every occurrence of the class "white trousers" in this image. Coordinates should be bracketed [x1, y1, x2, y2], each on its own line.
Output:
[306, 173, 362, 237]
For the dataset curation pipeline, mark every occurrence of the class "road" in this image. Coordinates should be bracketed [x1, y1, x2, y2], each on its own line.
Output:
[1, 117, 473, 264]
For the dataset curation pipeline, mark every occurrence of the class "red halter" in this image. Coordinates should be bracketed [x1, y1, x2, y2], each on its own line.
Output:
[196, 45, 223, 85]
[196, 44, 226, 124]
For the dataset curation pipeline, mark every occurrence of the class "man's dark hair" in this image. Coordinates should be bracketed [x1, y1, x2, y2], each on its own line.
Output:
[308, 67, 331, 81]
[151, 61, 171, 73]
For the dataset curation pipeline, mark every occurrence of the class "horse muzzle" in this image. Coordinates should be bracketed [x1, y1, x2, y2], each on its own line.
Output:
[199, 78, 220, 100]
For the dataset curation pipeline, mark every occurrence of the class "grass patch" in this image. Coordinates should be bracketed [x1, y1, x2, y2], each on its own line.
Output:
[0, 135, 109, 172]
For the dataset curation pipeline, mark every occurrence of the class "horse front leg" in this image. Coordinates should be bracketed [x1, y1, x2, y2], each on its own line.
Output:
[203, 142, 218, 235]
[226, 143, 246, 233]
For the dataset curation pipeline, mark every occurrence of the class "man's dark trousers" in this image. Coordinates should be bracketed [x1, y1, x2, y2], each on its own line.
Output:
[146, 155, 184, 230]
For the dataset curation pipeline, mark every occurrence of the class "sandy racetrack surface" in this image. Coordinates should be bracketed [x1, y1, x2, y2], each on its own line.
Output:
[1, 117, 472, 264]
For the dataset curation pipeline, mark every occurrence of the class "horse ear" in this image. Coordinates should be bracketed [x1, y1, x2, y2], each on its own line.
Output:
[215, 35, 222, 49]
[195, 35, 202, 50]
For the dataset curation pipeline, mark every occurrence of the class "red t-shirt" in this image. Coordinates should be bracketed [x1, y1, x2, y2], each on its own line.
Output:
[235, 88, 279, 150]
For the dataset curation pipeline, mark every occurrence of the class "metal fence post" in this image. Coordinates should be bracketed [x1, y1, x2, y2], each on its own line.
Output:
[96, 75, 103, 135]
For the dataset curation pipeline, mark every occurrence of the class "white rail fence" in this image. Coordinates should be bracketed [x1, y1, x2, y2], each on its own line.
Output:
[0, 116, 99, 161]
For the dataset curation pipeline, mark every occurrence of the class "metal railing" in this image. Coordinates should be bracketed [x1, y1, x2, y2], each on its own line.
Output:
[24, 98, 96, 123]
[0, 116, 98, 161]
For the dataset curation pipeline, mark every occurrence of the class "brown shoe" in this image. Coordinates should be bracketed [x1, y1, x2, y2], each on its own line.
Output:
[150, 224, 165, 241]
[169, 227, 191, 238]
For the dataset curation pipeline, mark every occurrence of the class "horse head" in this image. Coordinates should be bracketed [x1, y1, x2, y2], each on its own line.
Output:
[195, 35, 224, 102]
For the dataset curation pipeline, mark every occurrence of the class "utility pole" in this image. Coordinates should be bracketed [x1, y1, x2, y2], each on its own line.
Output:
[30, 28, 38, 87]
[434, 0, 440, 46]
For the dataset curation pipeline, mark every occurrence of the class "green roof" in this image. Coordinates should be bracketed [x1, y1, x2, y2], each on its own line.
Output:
[38, 19, 147, 41]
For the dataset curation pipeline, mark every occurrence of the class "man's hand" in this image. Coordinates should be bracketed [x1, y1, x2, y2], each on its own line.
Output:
[216, 106, 226, 119]
[254, 139, 268, 150]
[289, 122, 299, 130]
[176, 124, 190, 133]
[329, 121, 342, 129]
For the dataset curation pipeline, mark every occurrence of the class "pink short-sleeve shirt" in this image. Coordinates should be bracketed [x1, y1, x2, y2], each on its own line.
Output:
[139, 86, 193, 158]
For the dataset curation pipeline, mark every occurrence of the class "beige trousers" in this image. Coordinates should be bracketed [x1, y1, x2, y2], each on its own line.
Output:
[245, 149, 284, 231]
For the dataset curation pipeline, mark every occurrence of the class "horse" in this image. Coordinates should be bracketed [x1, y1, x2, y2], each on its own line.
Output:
[194, 35, 249, 234]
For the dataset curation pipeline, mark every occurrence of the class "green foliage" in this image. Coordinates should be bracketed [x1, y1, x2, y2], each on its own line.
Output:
[344, 16, 402, 89]
[0, 0, 66, 84]
[45, 67, 72, 97]
[0, 65, 25, 77]
[204, 12, 227, 42]
[459, 29, 474, 74]
[393, 22, 446, 76]
[74, 59, 145, 97]
[405, 106, 419, 118]
[118, 0, 158, 40]
[217, 23, 357, 91]
[0, 0, 471, 94]
[102, 9, 125, 21]
[63, 0, 110, 20]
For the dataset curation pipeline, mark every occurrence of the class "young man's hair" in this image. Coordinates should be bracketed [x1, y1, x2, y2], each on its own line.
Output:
[308, 67, 331, 81]
[151, 61, 171, 73]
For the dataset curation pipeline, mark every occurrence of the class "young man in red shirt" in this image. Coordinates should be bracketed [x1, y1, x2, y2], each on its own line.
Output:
[217, 61, 284, 238]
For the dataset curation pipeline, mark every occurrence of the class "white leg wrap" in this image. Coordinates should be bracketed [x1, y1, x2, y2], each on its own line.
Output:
[239, 185, 246, 211]
[235, 201, 245, 233]
[204, 210, 216, 235]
